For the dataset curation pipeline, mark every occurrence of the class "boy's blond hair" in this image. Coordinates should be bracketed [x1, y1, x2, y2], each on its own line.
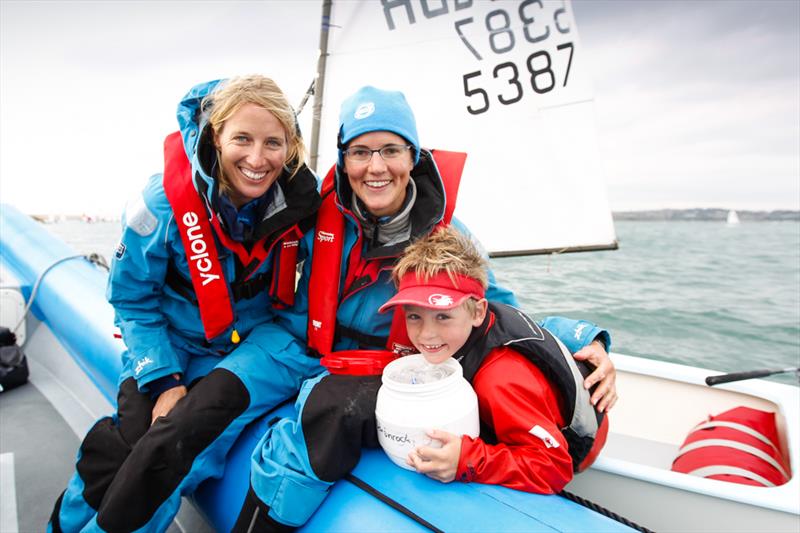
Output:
[393, 227, 488, 313]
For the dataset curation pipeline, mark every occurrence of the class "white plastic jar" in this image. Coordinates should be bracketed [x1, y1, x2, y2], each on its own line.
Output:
[375, 353, 479, 470]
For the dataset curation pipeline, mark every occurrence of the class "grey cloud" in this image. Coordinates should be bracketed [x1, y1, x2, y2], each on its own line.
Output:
[574, 0, 800, 85]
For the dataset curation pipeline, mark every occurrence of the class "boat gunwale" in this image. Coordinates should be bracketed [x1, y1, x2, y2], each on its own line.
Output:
[600, 352, 800, 515]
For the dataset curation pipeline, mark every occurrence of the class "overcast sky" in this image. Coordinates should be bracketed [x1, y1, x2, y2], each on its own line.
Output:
[1, 0, 798, 216]
[574, 0, 800, 211]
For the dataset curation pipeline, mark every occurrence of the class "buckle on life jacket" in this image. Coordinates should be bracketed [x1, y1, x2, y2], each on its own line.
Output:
[166, 261, 269, 303]
[231, 273, 269, 301]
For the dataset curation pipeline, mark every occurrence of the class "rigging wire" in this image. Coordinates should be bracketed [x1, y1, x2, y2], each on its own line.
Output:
[296, 78, 316, 117]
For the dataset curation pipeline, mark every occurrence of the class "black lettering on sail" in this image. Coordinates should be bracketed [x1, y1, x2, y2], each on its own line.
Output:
[421, 0, 448, 19]
[382, 0, 415, 30]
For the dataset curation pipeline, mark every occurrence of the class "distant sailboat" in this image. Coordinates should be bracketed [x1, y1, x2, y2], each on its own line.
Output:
[727, 209, 741, 225]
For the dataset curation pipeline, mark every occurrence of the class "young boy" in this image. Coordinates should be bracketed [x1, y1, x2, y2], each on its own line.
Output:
[379, 227, 609, 493]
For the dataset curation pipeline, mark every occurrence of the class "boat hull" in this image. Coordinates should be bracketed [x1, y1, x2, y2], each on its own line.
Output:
[568, 464, 798, 532]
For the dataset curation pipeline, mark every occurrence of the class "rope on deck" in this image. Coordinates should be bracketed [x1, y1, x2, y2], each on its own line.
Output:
[560, 489, 656, 533]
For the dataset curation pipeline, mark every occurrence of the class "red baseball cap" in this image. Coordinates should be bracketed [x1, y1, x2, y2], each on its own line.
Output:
[379, 271, 485, 313]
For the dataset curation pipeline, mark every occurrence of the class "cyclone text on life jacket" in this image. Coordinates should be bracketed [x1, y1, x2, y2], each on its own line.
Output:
[182, 211, 220, 286]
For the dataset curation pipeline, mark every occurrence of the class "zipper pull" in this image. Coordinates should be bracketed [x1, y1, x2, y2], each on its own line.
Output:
[231, 329, 241, 344]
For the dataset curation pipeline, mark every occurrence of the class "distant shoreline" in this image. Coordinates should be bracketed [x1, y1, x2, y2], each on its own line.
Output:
[30, 214, 120, 223]
[612, 208, 799, 221]
[30, 208, 800, 223]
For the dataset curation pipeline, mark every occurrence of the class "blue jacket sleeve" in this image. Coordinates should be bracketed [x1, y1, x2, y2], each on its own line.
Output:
[107, 176, 184, 390]
[539, 316, 612, 355]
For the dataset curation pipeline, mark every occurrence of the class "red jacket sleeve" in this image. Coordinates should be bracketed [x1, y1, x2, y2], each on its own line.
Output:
[456, 346, 574, 494]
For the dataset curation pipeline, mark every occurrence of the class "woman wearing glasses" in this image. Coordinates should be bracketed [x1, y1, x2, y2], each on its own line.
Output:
[233, 86, 617, 532]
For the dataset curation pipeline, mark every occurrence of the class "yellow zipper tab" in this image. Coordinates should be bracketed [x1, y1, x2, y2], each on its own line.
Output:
[231, 329, 241, 344]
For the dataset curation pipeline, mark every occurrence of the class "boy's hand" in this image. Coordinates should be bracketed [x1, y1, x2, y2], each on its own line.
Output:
[406, 429, 462, 482]
[151, 385, 187, 425]
[574, 340, 617, 413]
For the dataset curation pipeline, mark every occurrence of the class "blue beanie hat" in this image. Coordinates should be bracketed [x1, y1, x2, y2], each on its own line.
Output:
[337, 86, 420, 168]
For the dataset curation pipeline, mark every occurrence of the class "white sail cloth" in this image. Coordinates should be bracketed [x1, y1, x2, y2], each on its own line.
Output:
[315, 0, 617, 255]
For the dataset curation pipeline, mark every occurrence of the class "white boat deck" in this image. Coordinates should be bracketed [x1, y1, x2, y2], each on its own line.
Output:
[602, 432, 678, 470]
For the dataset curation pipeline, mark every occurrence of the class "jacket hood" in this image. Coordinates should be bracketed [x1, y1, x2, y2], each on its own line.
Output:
[176, 79, 225, 196]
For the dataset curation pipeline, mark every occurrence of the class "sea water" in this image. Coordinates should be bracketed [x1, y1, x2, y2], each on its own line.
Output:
[497, 221, 800, 386]
[41, 219, 800, 386]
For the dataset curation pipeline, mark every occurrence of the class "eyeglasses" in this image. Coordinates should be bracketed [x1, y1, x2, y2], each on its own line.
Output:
[343, 144, 412, 163]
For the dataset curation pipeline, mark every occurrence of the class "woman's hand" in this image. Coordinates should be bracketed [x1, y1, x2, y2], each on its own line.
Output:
[406, 429, 462, 483]
[151, 385, 188, 425]
[574, 340, 618, 412]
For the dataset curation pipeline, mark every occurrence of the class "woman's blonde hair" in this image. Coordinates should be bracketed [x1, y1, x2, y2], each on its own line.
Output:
[203, 75, 306, 193]
[393, 227, 488, 314]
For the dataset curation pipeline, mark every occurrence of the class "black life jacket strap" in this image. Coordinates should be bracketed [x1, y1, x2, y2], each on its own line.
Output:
[335, 322, 389, 349]
[165, 260, 269, 304]
[165, 261, 198, 305]
[344, 474, 444, 533]
[231, 272, 270, 301]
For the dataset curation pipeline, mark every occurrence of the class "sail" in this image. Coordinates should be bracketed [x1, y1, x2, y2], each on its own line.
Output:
[314, 0, 617, 256]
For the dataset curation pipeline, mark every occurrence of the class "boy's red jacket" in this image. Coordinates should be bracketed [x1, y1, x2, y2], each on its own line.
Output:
[455, 304, 609, 494]
[458, 346, 575, 493]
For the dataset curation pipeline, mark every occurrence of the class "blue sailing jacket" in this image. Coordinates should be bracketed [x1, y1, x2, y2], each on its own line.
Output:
[107, 80, 320, 391]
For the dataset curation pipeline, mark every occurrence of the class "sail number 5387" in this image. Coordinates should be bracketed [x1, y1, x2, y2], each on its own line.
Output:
[463, 42, 573, 115]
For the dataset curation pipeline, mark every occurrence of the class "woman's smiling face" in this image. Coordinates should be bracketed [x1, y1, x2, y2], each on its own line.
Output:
[344, 131, 414, 217]
[214, 102, 288, 208]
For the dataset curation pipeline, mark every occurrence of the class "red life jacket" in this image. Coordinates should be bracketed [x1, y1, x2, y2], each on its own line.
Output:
[671, 406, 790, 487]
[161, 131, 301, 342]
[306, 149, 467, 375]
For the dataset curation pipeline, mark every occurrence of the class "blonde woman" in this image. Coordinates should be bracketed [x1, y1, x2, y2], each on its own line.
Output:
[49, 76, 323, 533]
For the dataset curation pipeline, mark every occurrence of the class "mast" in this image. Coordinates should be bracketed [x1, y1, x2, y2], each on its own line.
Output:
[309, 0, 332, 172]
